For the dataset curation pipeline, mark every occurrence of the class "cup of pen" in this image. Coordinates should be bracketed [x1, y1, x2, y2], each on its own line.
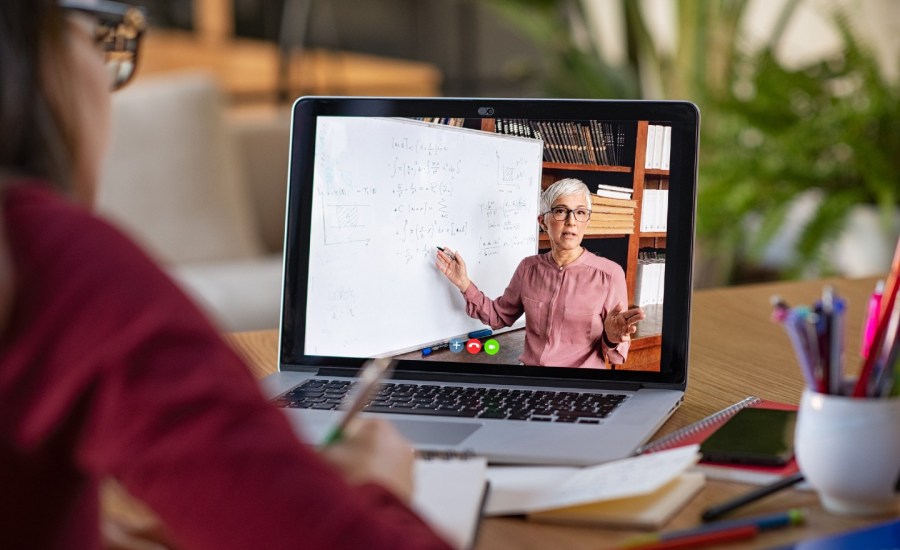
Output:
[795, 389, 900, 516]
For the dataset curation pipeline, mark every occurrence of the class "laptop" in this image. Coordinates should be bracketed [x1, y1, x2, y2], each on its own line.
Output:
[262, 97, 699, 466]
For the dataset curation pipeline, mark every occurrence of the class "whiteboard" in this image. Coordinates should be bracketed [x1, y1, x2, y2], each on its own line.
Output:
[305, 117, 543, 357]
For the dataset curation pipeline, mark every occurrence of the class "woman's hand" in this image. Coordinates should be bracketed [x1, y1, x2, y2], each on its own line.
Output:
[603, 303, 645, 345]
[435, 247, 471, 293]
[320, 419, 416, 503]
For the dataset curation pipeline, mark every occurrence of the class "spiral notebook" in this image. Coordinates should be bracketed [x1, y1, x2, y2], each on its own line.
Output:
[636, 396, 800, 485]
[413, 451, 489, 550]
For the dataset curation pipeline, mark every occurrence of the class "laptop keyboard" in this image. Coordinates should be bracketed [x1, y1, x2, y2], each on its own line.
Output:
[273, 379, 628, 423]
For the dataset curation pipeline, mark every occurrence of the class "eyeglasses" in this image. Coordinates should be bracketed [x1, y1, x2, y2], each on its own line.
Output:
[544, 206, 592, 222]
[59, 1, 147, 90]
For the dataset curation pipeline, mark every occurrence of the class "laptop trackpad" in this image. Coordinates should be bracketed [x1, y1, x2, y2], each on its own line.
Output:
[391, 420, 481, 445]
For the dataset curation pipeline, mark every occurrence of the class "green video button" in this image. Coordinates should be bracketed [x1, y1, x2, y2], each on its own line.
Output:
[483, 339, 500, 355]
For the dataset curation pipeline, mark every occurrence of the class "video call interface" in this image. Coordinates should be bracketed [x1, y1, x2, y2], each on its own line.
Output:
[303, 115, 673, 373]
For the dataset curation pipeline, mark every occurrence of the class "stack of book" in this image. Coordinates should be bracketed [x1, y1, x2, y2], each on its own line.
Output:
[412, 117, 466, 127]
[588, 184, 636, 235]
[635, 249, 665, 307]
[640, 188, 668, 232]
[493, 119, 625, 166]
[645, 125, 672, 170]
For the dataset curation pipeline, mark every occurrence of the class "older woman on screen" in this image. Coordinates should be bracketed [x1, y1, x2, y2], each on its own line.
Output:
[436, 178, 644, 368]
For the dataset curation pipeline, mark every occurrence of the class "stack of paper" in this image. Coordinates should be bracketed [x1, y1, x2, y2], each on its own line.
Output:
[485, 446, 704, 529]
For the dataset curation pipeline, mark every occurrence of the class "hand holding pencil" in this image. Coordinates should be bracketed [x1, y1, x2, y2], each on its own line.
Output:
[318, 358, 417, 502]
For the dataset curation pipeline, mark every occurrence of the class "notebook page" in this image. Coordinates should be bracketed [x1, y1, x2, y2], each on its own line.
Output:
[412, 456, 488, 550]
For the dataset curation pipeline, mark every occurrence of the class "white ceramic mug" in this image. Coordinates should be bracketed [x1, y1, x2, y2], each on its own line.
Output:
[795, 389, 900, 516]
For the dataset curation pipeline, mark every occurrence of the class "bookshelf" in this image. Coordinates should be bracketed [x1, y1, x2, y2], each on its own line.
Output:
[482, 118, 668, 371]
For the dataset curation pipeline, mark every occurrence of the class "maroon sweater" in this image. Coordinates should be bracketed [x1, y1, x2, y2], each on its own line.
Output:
[0, 183, 451, 550]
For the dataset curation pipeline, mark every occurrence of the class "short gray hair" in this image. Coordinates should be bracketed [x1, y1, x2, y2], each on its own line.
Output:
[540, 178, 592, 215]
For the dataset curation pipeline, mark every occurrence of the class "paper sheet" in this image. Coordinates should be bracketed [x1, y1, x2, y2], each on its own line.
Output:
[485, 445, 700, 515]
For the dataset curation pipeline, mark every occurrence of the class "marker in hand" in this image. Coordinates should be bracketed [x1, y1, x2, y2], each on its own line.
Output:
[436, 246, 455, 260]
[436, 246, 471, 293]
[320, 358, 396, 447]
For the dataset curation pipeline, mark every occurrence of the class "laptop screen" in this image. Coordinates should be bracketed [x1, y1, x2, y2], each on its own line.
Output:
[281, 98, 698, 388]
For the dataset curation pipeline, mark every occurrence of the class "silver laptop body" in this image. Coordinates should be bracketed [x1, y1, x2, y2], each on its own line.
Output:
[262, 97, 699, 466]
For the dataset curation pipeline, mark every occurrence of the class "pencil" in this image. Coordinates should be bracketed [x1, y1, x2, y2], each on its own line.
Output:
[701, 472, 805, 521]
[320, 358, 395, 446]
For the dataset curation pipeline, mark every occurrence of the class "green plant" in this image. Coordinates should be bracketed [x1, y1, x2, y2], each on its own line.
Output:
[700, 14, 900, 278]
[486, 0, 900, 282]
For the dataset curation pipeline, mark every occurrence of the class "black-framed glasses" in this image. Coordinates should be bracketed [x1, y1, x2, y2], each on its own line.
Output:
[59, 1, 147, 90]
[544, 206, 592, 222]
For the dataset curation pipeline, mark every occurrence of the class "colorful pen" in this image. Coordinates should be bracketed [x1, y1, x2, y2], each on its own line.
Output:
[619, 525, 758, 550]
[468, 328, 492, 339]
[861, 280, 884, 358]
[422, 341, 451, 356]
[701, 472, 805, 522]
[619, 509, 805, 550]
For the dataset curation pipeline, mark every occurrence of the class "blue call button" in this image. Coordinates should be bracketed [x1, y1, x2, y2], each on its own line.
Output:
[448, 338, 466, 353]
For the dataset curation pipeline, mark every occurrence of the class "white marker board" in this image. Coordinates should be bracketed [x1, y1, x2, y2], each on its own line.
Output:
[305, 117, 543, 357]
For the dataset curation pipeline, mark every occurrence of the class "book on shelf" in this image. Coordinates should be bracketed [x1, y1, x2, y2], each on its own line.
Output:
[414, 117, 466, 128]
[640, 189, 668, 232]
[412, 452, 489, 549]
[583, 226, 634, 236]
[591, 195, 638, 209]
[595, 189, 633, 201]
[660, 126, 672, 170]
[589, 213, 634, 223]
[592, 205, 636, 215]
[635, 249, 665, 307]
[588, 219, 635, 229]
[636, 396, 801, 486]
[513, 120, 624, 166]
[596, 183, 633, 198]
[644, 125, 657, 169]
[485, 446, 703, 530]
[644, 124, 672, 170]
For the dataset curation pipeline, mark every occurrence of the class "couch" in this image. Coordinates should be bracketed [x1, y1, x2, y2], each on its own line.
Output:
[97, 72, 291, 331]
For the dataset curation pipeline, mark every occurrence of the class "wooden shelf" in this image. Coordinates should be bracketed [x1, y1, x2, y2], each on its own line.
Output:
[639, 232, 667, 239]
[542, 162, 632, 173]
[645, 168, 670, 176]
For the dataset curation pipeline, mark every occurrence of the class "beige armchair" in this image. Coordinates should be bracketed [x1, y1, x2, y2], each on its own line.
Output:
[97, 72, 290, 331]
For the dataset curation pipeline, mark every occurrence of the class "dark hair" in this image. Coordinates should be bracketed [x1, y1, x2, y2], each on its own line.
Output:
[0, 0, 75, 191]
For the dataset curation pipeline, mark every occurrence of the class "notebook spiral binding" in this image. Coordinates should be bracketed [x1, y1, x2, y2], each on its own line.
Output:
[416, 449, 477, 460]
[634, 396, 762, 455]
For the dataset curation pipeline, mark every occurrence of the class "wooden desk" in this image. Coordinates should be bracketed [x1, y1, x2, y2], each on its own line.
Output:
[224, 275, 892, 549]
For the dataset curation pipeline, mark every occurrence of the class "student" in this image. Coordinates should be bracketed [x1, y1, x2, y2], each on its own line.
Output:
[0, 1, 450, 548]
[436, 178, 644, 368]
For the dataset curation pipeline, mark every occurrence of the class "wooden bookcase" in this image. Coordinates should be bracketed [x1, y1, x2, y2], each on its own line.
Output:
[482, 119, 668, 371]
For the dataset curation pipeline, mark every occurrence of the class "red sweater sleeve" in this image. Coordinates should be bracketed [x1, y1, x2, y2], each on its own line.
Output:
[0, 184, 451, 550]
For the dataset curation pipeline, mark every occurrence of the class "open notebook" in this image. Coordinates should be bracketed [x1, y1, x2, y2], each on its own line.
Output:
[413, 453, 489, 549]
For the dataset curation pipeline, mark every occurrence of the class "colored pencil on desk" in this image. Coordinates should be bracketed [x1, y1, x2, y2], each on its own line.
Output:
[617, 509, 805, 550]
[618, 525, 758, 550]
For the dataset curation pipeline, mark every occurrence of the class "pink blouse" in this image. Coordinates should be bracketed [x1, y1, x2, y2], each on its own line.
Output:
[462, 250, 629, 368]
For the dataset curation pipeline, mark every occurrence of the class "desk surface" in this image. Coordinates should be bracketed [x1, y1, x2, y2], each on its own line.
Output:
[226, 275, 893, 549]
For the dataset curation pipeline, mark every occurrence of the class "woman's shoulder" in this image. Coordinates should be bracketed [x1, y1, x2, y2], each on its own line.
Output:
[517, 253, 551, 270]
[5, 182, 144, 265]
[579, 250, 625, 277]
[4, 181, 185, 305]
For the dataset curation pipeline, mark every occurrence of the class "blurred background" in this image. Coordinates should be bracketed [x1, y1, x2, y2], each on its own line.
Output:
[100, 0, 900, 329]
